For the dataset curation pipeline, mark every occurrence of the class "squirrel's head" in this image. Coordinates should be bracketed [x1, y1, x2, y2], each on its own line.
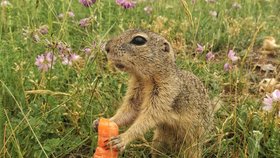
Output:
[105, 29, 175, 78]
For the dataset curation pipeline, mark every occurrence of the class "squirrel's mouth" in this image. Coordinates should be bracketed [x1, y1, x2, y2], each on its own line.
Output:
[107, 56, 126, 70]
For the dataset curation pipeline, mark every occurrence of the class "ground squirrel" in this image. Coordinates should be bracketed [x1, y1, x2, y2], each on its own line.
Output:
[93, 29, 214, 158]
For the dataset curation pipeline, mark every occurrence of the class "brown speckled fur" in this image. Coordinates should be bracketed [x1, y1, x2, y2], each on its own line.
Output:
[104, 29, 213, 158]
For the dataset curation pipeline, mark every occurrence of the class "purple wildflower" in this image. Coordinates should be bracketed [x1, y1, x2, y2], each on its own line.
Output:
[38, 25, 49, 35]
[224, 63, 232, 71]
[45, 52, 56, 62]
[261, 90, 280, 117]
[228, 50, 239, 62]
[272, 89, 280, 101]
[56, 42, 71, 54]
[79, 17, 91, 27]
[67, 11, 75, 18]
[116, 0, 136, 9]
[83, 47, 92, 55]
[196, 44, 204, 53]
[57, 42, 66, 52]
[206, 51, 215, 61]
[62, 57, 70, 65]
[262, 95, 273, 111]
[79, 0, 96, 7]
[70, 53, 81, 61]
[62, 53, 81, 66]
[35, 52, 56, 72]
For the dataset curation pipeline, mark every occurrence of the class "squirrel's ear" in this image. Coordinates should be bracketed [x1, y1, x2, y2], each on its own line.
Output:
[163, 42, 170, 53]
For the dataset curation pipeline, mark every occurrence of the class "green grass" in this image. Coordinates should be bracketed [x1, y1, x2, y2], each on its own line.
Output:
[1, 0, 280, 157]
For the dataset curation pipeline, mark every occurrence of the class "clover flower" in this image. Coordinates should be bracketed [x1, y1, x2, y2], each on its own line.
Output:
[56, 42, 71, 54]
[67, 11, 75, 18]
[272, 89, 280, 101]
[228, 50, 239, 62]
[83, 48, 92, 55]
[35, 52, 56, 72]
[38, 25, 49, 35]
[262, 89, 280, 117]
[196, 44, 204, 53]
[79, 0, 96, 7]
[224, 62, 232, 71]
[70, 53, 81, 61]
[116, 0, 136, 9]
[262, 95, 273, 111]
[206, 51, 215, 61]
[62, 53, 81, 66]
[57, 42, 66, 52]
[79, 17, 91, 27]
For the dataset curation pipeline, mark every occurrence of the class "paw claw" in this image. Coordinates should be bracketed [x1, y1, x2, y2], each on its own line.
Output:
[92, 118, 100, 132]
[105, 135, 126, 151]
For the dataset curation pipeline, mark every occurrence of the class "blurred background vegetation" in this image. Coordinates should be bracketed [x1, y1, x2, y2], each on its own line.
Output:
[0, 0, 279, 157]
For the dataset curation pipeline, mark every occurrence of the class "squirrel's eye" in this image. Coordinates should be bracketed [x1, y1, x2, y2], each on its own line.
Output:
[130, 36, 147, 45]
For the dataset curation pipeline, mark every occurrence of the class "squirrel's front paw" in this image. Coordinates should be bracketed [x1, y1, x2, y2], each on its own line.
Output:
[105, 134, 127, 152]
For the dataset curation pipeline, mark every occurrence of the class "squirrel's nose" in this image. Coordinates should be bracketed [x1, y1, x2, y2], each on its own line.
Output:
[105, 40, 112, 53]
